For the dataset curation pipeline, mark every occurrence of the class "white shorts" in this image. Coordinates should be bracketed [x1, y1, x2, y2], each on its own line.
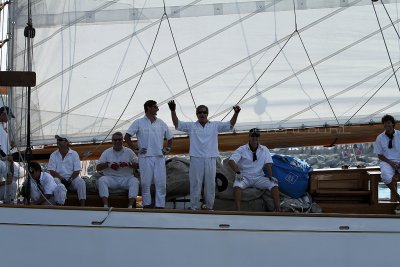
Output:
[233, 175, 278, 191]
[380, 161, 399, 184]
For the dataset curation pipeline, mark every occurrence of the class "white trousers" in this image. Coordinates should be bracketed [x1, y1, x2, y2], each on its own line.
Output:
[30, 181, 67, 205]
[189, 157, 216, 210]
[98, 175, 139, 199]
[65, 176, 86, 200]
[139, 156, 166, 208]
[0, 181, 17, 203]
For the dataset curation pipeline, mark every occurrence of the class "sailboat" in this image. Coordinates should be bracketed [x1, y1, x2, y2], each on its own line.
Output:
[1, 0, 400, 266]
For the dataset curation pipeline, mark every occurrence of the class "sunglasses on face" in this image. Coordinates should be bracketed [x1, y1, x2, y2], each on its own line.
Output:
[197, 111, 208, 115]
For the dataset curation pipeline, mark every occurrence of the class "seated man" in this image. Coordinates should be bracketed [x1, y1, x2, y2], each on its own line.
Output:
[29, 161, 67, 205]
[374, 114, 400, 213]
[96, 132, 140, 208]
[228, 128, 281, 211]
[48, 135, 86, 206]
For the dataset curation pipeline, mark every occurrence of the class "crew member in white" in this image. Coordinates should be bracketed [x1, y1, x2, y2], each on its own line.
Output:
[0, 106, 16, 203]
[48, 135, 86, 206]
[97, 132, 139, 208]
[229, 128, 281, 211]
[374, 114, 400, 213]
[29, 161, 67, 205]
[169, 100, 241, 210]
[125, 100, 173, 209]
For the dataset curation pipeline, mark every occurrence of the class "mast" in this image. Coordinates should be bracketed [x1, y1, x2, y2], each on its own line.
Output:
[23, 0, 35, 204]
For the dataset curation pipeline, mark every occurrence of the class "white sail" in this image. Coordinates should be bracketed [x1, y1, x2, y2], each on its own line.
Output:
[7, 0, 400, 147]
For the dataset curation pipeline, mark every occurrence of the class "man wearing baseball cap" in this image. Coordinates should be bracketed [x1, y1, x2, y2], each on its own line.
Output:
[47, 134, 86, 206]
[229, 128, 281, 212]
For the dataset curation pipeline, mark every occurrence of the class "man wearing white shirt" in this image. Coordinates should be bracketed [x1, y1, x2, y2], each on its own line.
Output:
[124, 100, 173, 208]
[97, 132, 140, 208]
[29, 161, 67, 205]
[48, 135, 86, 206]
[228, 128, 280, 212]
[374, 114, 400, 213]
[0, 106, 15, 203]
[169, 100, 241, 210]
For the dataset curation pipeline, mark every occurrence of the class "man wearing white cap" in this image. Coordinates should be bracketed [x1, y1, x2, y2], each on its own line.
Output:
[48, 135, 86, 206]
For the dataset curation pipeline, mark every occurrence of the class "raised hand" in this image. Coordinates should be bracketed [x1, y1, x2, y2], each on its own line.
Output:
[233, 105, 241, 113]
[168, 100, 176, 111]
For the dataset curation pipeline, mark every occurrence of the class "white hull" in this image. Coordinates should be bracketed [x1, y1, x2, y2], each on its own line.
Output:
[0, 206, 399, 267]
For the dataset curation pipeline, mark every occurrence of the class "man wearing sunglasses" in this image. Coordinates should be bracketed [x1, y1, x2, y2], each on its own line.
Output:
[125, 100, 173, 209]
[97, 132, 139, 208]
[228, 128, 281, 212]
[168, 100, 240, 210]
[48, 135, 87, 206]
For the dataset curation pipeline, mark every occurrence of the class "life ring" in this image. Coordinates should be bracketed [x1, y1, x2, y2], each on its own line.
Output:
[215, 173, 228, 192]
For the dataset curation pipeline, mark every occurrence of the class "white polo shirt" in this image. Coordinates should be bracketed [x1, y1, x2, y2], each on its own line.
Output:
[229, 144, 273, 178]
[126, 116, 173, 157]
[374, 130, 400, 160]
[98, 146, 138, 177]
[177, 120, 231, 157]
[48, 148, 81, 178]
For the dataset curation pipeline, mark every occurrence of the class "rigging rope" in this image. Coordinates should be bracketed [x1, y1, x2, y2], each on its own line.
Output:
[372, 1, 400, 93]
[163, 0, 196, 108]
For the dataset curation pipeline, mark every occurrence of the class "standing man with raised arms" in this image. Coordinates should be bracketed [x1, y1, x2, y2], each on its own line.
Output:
[168, 100, 241, 210]
[124, 100, 173, 209]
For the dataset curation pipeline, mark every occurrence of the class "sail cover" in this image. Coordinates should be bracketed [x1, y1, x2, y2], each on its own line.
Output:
[7, 0, 400, 146]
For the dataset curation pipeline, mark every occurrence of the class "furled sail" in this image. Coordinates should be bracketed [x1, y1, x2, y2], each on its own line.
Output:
[6, 0, 400, 148]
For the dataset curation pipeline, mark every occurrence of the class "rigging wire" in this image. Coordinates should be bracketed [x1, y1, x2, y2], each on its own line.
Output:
[344, 65, 400, 125]
[220, 30, 297, 121]
[81, 9, 168, 155]
[163, 2, 196, 108]
[292, 0, 340, 127]
[372, 1, 400, 92]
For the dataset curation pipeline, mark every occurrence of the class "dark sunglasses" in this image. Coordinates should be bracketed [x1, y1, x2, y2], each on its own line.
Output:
[197, 111, 208, 114]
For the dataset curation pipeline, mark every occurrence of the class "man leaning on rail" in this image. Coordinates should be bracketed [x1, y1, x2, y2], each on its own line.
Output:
[374, 114, 400, 214]
[228, 128, 281, 212]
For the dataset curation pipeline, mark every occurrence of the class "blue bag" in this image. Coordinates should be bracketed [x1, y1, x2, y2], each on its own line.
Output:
[264, 154, 313, 198]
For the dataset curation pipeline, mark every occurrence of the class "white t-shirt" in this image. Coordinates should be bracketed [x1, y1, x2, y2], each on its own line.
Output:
[47, 149, 81, 179]
[374, 130, 400, 161]
[126, 116, 173, 157]
[98, 146, 138, 177]
[177, 120, 231, 157]
[229, 144, 273, 178]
